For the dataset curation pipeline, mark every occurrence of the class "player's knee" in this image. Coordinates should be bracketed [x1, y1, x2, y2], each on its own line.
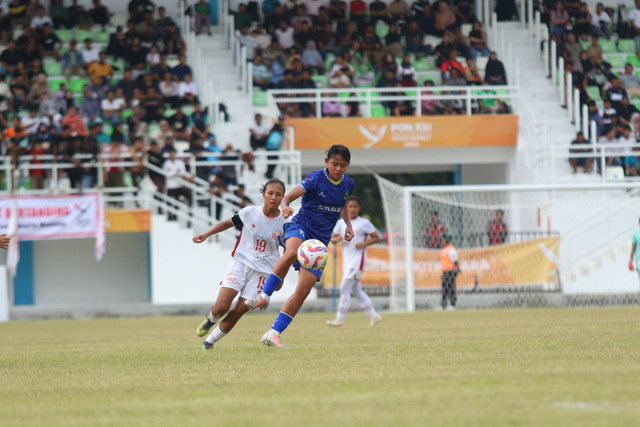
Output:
[282, 248, 298, 264]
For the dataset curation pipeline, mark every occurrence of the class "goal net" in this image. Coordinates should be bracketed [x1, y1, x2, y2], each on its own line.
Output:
[375, 176, 640, 312]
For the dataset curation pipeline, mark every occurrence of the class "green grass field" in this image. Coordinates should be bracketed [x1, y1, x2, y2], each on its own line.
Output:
[1, 308, 640, 426]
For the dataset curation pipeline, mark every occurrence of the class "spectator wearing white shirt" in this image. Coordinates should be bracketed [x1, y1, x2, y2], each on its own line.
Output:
[275, 19, 295, 49]
[159, 71, 180, 108]
[591, 3, 610, 38]
[628, 0, 640, 52]
[0, 74, 13, 127]
[178, 73, 198, 105]
[101, 89, 126, 125]
[81, 38, 101, 68]
[162, 146, 193, 220]
[21, 109, 49, 135]
[304, 0, 328, 19]
[30, 6, 53, 30]
[249, 113, 272, 150]
[618, 125, 636, 161]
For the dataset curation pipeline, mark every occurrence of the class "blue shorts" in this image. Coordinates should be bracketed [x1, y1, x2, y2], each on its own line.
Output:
[281, 222, 329, 281]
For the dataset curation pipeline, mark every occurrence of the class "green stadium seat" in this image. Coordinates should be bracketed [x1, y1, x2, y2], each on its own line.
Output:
[48, 78, 66, 92]
[44, 62, 62, 76]
[586, 86, 602, 100]
[356, 83, 371, 88]
[324, 54, 335, 71]
[600, 39, 617, 53]
[404, 90, 418, 97]
[375, 24, 389, 39]
[70, 78, 88, 93]
[121, 108, 134, 119]
[93, 31, 111, 43]
[253, 90, 268, 106]
[164, 108, 177, 117]
[75, 29, 92, 42]
[311, 74, 328, 87]
[607, 54, 626, 69]
[618, 39, 636, 53]
[182, 105, 195, 116]
[634, 102, 640, 111]
[414, 58, 430, 72]
[579, 39, 591, 50]
[418, 74, 434, 86]
[626, 55, 640, 67]
[56, 29, 73, 43]
[371, 104, 386, 117]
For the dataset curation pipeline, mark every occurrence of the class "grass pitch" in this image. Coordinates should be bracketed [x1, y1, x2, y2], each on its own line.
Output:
[1, 308, 640, 426]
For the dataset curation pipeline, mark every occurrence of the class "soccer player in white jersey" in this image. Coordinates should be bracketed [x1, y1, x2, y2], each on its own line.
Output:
[326, 196, 382, 327]
[193, 179, 288, 350]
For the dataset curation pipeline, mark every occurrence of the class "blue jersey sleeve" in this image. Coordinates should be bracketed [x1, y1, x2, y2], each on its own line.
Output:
[299, 170, 319, 194]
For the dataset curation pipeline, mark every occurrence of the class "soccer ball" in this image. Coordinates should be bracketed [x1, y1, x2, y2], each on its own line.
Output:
[297, 239, 328, 270]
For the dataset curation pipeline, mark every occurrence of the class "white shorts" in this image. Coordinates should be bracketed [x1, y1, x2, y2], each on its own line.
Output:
[342, 267, 363, 281]
[220, 260, 268, 300]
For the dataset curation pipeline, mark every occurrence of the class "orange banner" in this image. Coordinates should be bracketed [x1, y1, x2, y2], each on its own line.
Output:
[324, 237, 559, 289]
[289, 115, 518, 150]
[105, 210, 151, 232]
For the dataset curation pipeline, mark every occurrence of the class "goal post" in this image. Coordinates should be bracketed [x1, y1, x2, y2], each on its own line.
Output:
[376, 176, 640, 312]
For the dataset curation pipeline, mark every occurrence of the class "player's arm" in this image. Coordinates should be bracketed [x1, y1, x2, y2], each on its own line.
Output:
[192, 217, 235, 243]
[0, 234, 9, 249]
[629, 242, 636, 271]
[281, 185, 304, 218]
[356, 230, 380, 250]
[341, 202, 354, 241]
[331, 232, 342, 244]
[451, 248, 460, 272]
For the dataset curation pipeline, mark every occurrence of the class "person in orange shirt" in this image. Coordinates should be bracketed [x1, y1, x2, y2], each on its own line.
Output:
[61, 106, 87, 136]
[440, 233, 459, 310]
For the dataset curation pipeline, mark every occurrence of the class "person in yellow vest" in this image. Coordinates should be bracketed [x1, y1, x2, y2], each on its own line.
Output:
[440, 233, 459, 310]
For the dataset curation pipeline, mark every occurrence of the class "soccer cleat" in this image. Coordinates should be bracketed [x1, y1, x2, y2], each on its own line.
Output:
[369, 314, 382, 327]
[245, 293, 270, 310]
[446, 305, 456, 311]
[261, 331, 287, 348]
[196, 318, 215, 337]
[202, 341, 214, 350]
[326, 319, 343, 327]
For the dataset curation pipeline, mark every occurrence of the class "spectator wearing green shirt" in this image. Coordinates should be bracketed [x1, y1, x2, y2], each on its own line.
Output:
[629, 218, 640, 278]
[477, 81, 506, 114]
[195, 0, 212, 35]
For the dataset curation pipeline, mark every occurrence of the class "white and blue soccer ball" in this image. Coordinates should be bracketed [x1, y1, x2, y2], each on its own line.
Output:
[297, 239, 328, 270]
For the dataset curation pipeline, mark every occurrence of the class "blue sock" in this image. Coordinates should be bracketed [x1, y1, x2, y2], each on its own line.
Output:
[262, 273, 282, 297]
[272, 312, 293, 334]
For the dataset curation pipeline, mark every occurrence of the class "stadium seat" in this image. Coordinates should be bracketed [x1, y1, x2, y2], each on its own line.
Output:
[475, 55, 489, 71]
[371, 104, 386, 117]
[375, 24, 390, 39]
[626, 55, 640, 67]
[182, 105, 195, 116]
[56, 29, 73, 43]
[324, 54, 336, 71]
[44, 62, 62, 76]
[164, 108, 177, 117]
[586, 86, 602, 100]
[253, 90, 268, 106]
[579, 40, 591, 50]
[414, 57, 430, 71]
[70, 78, 88, 93]
[93, 31, 111, 44]
[599, 39, 617, 53]
[75, 30, 92, 42]
[418, 74, 434, 86]
[461, 23, 473, 38]
[121, 108, 133, 119]
[618, 39, 636, 53]
[607, 54, 626, 69]
[311, 74, 328, 87]
[48, 78, 66, 91]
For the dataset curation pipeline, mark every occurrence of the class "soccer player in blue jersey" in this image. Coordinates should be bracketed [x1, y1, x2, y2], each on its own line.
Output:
[245, 144, 355, 347]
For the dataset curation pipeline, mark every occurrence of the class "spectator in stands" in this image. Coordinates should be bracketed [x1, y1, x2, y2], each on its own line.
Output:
[169, 105, 190, 141]
[0, 74, 12, 126]
[435, 2, 456, 36]
[87, 51, 114, 86]
[29, 138, 46, 189]
[159, 71, 180, 108]
[550, 1, 569, 39]
[101, 89, 126, 125]
[28, 73, 49, 109]
[107, 26, 127, 59]
[616, 96, 640, 131]
[265, 115, 285, 178]
[172, 55, 193, 81]
[586, 35, 609, 70]
[90, 0, 111, 29]
[598, 127, 624, 173]
[628, 0, 640, 53]
[275, 19, 295, 49]
[69, 0, 92, 30]
[146, 45, 161, 66]
[591, 3, 610, 38]
[252, 55, 270, 91]
[239, 24, 258, 59]
[425, 211, 447, 248]
[620, 64, 640, 99]
[468, 21, 490, 60]
[322, 92, 342, 117]
[178, 73, 198, 104]
[478, 81, 507, 114]
[420, 80, 437, 115]
[163, 146, 194, 220]
[465, 58, 482, 85]
[392, 87, 415, 116]
[190, 102, 209, 143]
[233, 184, 254, 208]
[569, 131, 594, 174]
[389, 0, 411, 20]
[417, 3, 437, 36]
[250, 113, 272, 150]
[262, 37, 284, 71]
[30, 5, 52, 31]
[441, 49, 464, 82]
[50, 0, 71, 29]
[625, 144, 640, 176]
[436, 89, 463, 115]
[350, 0, 367, 23]
[606, 77, 629, 112]
[329, 54, 353, 87]
[81, 38, 100, 69]
[369, 0, 389, 25]
[484, 51, 507, 85]
[302, 41, 324, 74]
[563, 32, 582, 66]
[62, 105, 87, 136]
[63, 136, 87, 189]
[619, 124, 636, 162]
[80, 86, 100, 125]
[397, 54, 417, 87]
[487, 210, 508, 245]
[151, 119, 173, 148]
[10, 73, 28, 112]
[403, 20, 424, 55]
[446, 68, 467, 87]
[146, 140, 164, 191]
[118, 69, 137, 105]
[101, 132, 129, 188]
[0, 39, 18, 76]
[61, 40, 83, 80]
[38, 24, 61, 60]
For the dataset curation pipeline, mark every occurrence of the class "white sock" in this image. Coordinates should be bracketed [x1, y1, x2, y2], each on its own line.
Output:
[269, 328, 280, 336]
[207, 311, 221, 324]
[205, 325, 227, 344]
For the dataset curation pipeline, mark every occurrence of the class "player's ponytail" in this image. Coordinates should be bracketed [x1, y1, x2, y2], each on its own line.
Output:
[260, 178, 286, 194]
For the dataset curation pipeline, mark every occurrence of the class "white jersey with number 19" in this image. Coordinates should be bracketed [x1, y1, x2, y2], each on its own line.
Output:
[232, 206, 288, 275]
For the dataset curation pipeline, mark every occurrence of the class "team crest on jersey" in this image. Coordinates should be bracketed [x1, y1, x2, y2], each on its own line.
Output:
[251, 224, 256, 230]
[344, 192, 349, 199]
[272, 230, 282, 239]
[226, 273, 236, 283]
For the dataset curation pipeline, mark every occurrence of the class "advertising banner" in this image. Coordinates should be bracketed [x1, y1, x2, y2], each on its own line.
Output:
[105, 210, 151, 232]
[289, 115, 518, 150]
[324, 237, 559, 288]
[0, 193, 104, 240]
